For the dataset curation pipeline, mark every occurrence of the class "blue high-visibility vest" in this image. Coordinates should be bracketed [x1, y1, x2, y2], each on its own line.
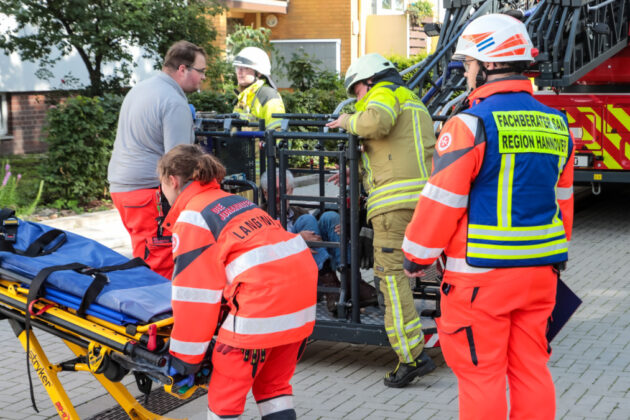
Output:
[463, 90, 573, 268]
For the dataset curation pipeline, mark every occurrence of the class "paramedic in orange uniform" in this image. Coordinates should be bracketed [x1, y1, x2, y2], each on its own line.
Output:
[159, 144, 317, 419]
[402, 14, 575, 420]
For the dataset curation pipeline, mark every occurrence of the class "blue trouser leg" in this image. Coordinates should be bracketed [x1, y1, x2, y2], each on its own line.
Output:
[318, 211, 349, 271]
[293, 214, 329, 270]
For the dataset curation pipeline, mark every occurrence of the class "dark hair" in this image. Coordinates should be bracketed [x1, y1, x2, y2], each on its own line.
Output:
[163, 40, 207, 70]
[158, 144, 225, 185]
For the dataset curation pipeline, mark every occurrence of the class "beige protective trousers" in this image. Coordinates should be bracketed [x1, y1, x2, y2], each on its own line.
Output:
[372, 209, 424, 363]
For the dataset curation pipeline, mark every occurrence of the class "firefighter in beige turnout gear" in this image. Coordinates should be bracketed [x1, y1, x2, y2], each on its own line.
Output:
[327, 53, 437, 387]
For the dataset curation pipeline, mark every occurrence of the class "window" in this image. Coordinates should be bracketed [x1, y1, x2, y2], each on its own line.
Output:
[0, 94, 8, 138]
[372, 0, 405, 14]
[270, 39, 341, 89]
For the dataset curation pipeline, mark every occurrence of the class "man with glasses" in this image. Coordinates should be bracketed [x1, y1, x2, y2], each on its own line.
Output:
[108, 40, 206, 279]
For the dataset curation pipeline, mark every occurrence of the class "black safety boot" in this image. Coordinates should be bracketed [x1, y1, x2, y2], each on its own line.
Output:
[383, 350, 436, 388]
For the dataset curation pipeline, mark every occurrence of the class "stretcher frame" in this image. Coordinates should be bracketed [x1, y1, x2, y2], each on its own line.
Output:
[0, 267, 200, 420]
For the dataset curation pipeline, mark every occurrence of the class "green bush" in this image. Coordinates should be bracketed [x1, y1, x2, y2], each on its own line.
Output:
[188, 90, 237, 114]
[281, 86, 348, 115]
[39, 94, 123, 208]
[386, 53, 428, 83]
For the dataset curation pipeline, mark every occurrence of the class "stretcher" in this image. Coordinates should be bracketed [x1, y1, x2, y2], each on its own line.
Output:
[0, 211, 207, 420]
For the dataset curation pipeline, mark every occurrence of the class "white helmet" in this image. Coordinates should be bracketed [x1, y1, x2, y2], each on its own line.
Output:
[344, 53, 397, 96]
[233, 46, 272, 77]
[453, 13, 537, 63]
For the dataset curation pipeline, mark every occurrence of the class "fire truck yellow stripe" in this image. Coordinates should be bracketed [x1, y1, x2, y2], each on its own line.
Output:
[578, 107, 623, 168]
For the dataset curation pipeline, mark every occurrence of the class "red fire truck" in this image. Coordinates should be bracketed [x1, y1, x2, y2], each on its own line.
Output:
[412, 0, 630, 190]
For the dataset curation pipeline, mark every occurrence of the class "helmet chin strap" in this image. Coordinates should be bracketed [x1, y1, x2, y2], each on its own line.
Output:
[475, 66, 488, 88]
[240, 74, 260, 90]
[474, 64, 517, 88]
[365, 79, 375, 92]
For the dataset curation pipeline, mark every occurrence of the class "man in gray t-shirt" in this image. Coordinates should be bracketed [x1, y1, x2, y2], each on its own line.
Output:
[108, 40, 206, 279]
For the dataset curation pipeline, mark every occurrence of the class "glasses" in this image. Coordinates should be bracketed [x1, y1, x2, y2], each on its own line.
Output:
[462, 59, 476, 71]
[187, 65, 206, 74]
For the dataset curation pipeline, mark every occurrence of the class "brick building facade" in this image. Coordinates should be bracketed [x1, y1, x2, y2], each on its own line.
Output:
[0, 92, 49, 155]
[242, 0, 354, 73]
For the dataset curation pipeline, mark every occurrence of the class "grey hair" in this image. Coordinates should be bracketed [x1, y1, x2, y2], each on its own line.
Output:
[260, 169, 294, 191]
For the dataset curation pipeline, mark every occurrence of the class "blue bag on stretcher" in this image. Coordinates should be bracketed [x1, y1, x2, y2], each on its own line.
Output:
[0, 218, 172, 325]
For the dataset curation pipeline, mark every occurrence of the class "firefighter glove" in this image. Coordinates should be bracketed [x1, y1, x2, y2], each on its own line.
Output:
[359, 227, 374, 269]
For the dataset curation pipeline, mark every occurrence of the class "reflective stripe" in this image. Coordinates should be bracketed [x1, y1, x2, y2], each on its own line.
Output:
[350, 113, 359, 134]
[422, 182, 468, 208]
[445, 257, 494, 274]
[497, 153, 515, 227]
[258, 395, 294, 417]
[390, 333, 424, 350]
[170, 338, 211, 356]
[369, 100, 396, 125]
[405, 317, 422, 332]
[361, 150, 375, 192]
[266, 120, 281, 130]
[368, 179, 426, 201]
[172, 286, 222, 304]
[221, 304, 316, 335]
[401, 102, 429, 111]
[467, 239, 568, 259]
[468, 222, 566, 241]
[177, 210, 210, 231]
[457, 113, 479, 136]
[384, 275, 413, 363]
[411, 107, 429, 178]
[386, 317, 422, 334]
[366, 193, 421, 216]
[225, 235, 308, 284]
[407, 333, 424, 348]
[553, 157, 565, 223]
[402, 236, 442, 260]
[207, 409, 238, 420]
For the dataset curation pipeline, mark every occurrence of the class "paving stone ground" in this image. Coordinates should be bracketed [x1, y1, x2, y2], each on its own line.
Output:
[0, 184, 629, 419]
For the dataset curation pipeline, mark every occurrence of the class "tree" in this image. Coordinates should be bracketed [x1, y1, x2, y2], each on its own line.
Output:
[0, 0, 224, 96]
[407, 1, 434, 26]
[226, 24, 274, 57]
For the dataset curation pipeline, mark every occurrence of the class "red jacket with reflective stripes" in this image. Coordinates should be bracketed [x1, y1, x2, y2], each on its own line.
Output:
[402, 79, 575, 284]
[164, 181, 317, 365]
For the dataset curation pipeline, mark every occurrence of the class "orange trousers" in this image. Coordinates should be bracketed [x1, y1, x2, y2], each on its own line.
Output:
[436, 265, 557, 420]
[207, 340, 304, 419]
[111, 188, 173, 279]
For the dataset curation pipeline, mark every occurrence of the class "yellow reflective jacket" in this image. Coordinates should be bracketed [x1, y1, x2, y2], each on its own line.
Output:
[233, 79, 285, 130]
[340, 81, 436, 220]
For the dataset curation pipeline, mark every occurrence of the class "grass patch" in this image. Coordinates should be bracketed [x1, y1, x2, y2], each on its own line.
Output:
[1, 153, 46, 210]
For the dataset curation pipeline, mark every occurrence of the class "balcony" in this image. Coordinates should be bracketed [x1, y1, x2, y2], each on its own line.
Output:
[222, 0, 288, 14]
